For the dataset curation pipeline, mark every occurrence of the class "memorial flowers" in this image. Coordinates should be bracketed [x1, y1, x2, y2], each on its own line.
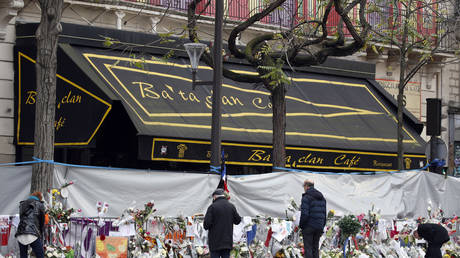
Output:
[47, 182, 76, 224]
[44, 245, 74, 258]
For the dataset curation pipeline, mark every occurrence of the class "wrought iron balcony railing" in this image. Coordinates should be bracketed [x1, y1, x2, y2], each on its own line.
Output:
[115, 0, 457, 51]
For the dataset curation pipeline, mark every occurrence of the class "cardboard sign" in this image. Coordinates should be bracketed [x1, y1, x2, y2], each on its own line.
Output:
[95, 236, 128, 258]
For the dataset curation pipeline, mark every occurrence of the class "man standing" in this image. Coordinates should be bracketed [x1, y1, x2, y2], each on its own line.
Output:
[299, 179, 326, 258]
[204, 188, 241, 258]
[414, 223, 450, 258]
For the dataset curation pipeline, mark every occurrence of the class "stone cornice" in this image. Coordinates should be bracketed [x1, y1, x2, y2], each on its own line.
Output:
[0, 0, 23, 40]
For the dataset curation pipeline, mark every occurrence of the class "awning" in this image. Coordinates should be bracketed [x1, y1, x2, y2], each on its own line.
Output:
[14, 23, 426, 171]
[74, 47, 425, 147]
[15, 46, 112, 146]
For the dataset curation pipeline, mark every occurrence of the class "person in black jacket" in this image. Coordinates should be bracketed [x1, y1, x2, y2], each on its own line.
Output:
[299, 179, 326, 258]
[414, 223, 450, 258]
[204, 188, 241, 258]
[15, 191, 46, 258]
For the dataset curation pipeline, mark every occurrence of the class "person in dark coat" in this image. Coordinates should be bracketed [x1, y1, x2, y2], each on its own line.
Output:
[414, 223, 450, 258]
[15, 192, 46, 258]
[204, 188, 241, 258]
[299, 179, 326, 258]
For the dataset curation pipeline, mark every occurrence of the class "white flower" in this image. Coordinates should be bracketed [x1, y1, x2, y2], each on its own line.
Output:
[47, 253, 52, 257]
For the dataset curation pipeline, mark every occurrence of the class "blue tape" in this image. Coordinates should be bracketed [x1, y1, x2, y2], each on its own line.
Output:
[0, 157, 123, 170]
[209, 165, 221, 174]
[32, 157, 55, 163]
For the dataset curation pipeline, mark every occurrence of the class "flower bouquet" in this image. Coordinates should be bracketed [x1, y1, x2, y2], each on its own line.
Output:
[44, 245, 74, 258]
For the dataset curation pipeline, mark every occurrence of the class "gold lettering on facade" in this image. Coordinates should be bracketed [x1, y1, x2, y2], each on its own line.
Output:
[334, 154, 360, 167]
[252, 97, 272, 110]
[25, 91, 36, 104]
[178, 90, 201, 103]
[177, 144, 188, 158]
[57, 90, 82, 109]
[178, 90, 188, 101]
[189, 92, 201, 103]
[372, 160, 392, 167]
[222, 96, 244, 106]
[54, 116, 66, 131]
[298, 153, 324, 165]
[248, 149, 269, 162]
[133, 81, 160, 99]
[404, 158, 412, 169]
[161, 84, 174, 100]
[206, 150, 211, 159]
[205, 95, 212, 109]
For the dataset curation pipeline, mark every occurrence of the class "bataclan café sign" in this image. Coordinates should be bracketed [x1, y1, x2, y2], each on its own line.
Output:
[140, 137, 426, 171]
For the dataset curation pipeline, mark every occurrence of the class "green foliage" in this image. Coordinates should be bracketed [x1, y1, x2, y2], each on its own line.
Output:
[338, 215, 361, 239]
[102, 36, 120, 47]
[258, 60, 291, 87]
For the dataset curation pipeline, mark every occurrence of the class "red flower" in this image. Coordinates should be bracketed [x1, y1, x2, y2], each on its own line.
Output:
[100, 234, 106, 241]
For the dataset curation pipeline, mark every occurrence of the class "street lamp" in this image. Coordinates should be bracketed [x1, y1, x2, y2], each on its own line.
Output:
[184, 43, 208, 89]
[184, 0, 224, 171]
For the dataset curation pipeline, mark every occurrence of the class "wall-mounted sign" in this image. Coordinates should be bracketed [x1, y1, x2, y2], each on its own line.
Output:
[15, 51, 112, 146]
[139, 137, 426, 171]
[376, 78, 421, 119]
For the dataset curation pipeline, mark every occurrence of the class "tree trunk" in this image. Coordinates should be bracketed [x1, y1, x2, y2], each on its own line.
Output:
[272, 84, 287, 171]
[31, 0, 63, 194]
[397, 52, 406, 171]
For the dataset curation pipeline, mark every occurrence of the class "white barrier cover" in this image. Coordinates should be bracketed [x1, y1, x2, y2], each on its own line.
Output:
[1, 165, 459, 219]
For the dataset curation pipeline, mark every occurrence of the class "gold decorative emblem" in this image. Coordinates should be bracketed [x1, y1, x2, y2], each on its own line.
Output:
[177, 144, 188, 158]
[404, 158, 412, 169]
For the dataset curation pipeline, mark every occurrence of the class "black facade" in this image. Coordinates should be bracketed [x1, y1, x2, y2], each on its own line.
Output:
[14, 23, 427, 173]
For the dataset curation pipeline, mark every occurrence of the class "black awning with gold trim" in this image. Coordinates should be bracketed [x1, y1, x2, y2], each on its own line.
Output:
[14, 47, 112, 147]
[75, 46, 426, 155]
[13, 22, 427, 171]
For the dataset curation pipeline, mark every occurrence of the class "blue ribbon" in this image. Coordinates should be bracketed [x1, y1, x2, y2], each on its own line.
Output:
[0, 157, 123, 170]
[209, 165, 221, 174]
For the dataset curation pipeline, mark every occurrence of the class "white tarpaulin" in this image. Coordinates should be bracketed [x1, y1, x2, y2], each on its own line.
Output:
[0, 166, 31, 215]
[1, 165, 459, 219]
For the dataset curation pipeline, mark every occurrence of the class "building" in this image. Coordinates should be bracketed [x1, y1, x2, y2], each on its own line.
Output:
[0, 0, 458, 173]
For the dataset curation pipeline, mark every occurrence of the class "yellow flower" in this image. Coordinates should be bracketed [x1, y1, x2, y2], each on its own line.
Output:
[51, 189, 58, 195]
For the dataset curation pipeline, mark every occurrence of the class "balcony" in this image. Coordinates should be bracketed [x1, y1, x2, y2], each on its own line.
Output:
[113, 0, 455, 51]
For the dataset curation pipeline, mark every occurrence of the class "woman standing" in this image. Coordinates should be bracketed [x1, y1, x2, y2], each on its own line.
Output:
[15, 192, 46, 258]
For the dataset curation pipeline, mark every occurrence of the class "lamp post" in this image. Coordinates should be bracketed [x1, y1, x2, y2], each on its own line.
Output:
[184, 0, 224, 169]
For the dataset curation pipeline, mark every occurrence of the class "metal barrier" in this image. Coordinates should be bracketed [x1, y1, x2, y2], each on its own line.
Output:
[44, 217, 121, 257]
[0, 216, 122, 257]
